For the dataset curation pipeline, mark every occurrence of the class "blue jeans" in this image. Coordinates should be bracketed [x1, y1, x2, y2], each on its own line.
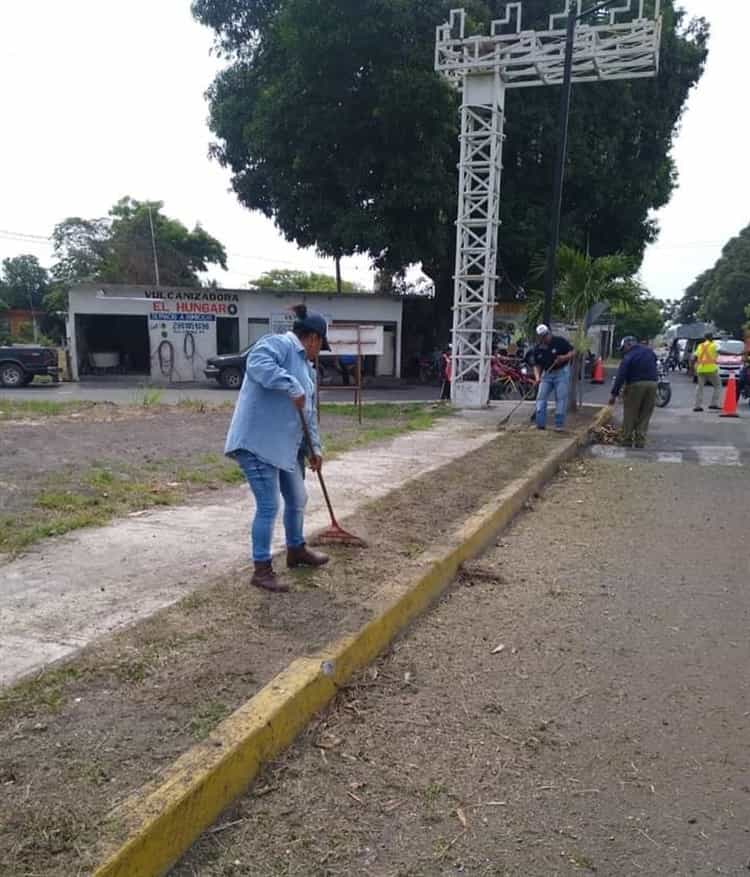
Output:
[535, 366, 570, 429]
[234, 450, 307, 562]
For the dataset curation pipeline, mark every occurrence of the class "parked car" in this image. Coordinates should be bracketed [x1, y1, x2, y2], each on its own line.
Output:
[0, 344, 60, 388]
[204, 348, 251, 389]
[716, 339, 745, 384]
[204, 341, 334, 389]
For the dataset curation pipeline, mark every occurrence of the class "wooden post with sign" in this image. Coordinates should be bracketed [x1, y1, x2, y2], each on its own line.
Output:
[317, 324, 385, 426]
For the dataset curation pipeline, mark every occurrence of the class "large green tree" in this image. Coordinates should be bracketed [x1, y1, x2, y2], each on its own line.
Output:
[103, 198, 227, 286]
[249, 269, 365, 292]
[50, 198, 227, 290]
[193, 0, 708, 343]
[0, 255, 49, 310]
[676, 224, 750, 336]
[614, 296, 665, 344]
[699, 225, 750, 336]
[676, 268, 709, 324]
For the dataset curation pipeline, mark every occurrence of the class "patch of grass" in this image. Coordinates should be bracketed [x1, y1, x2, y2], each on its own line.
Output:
[133, 386, 164, 407]
[2, 471, 182, 555]
[0, 399, 96, 420]
[113, 658, 152, 684]
[0, 666, 84, 718]
[179, 591, 212, 612]
[177, 397, 209, 413]
[189, 702, 231, 740]
[423, 781, 446, 804]
[218, 465, 245, 484]
[36, 490, 92, 511]
[1, 401, 450, 554]
[175, 466, 214, 486]
[322, 405, 451, 458]
[176, 459, 244, 487]
[5, 799, 95, 867]
[320, 402, 450, 421]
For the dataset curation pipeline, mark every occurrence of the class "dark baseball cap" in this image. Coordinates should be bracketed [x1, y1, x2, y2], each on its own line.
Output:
[292, 306, 331, 350]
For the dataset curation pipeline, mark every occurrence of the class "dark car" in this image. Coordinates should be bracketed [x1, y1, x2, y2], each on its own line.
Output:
[0, 344, 60, 388]
[204, 348, 251, 389]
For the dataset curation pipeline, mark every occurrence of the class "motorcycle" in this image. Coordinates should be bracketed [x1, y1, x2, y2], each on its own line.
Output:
[738, 366, 750, 404]
[610, 359, 671, 408]
[655, 359, 672, 408]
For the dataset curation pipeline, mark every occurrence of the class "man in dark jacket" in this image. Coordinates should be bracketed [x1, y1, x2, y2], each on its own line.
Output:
[609, 336, 659, 448]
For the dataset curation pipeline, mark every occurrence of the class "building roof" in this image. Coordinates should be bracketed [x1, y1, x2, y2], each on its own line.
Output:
[72, 282, 403, 302]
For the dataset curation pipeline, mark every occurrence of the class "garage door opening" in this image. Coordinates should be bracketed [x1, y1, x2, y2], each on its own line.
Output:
[75, 314, 150, 377]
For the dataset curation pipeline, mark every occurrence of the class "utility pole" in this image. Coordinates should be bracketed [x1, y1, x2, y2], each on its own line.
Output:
[435, 1, 662, 407]
[542, 0, 624, 327]
[147, 204, 161, 287]
[29, 288, 39, 343]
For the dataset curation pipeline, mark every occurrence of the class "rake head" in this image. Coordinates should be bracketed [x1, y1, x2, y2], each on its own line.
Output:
[311, 521, 367, 548]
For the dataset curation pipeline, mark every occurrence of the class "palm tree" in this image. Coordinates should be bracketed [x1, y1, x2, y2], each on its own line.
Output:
[526, 245, 641, 332]
[526, 245, 642, 409]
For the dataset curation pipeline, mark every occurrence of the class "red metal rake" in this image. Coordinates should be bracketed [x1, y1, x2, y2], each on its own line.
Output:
[298, 409, 367, 548]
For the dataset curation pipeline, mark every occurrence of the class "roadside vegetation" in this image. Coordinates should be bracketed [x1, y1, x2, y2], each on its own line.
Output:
[0, 401, 450, 555]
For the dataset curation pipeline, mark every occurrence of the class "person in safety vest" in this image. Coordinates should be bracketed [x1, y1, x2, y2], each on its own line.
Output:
[693, 332, 721, 412]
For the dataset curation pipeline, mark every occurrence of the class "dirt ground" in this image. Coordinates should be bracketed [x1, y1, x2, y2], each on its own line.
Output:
[174, 458, 750, 877]
[0, 423, 577, 877]
[0, 402, 445, 554]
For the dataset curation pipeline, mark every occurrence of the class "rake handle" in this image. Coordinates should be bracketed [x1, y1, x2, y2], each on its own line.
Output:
[297, 407, 339, 526]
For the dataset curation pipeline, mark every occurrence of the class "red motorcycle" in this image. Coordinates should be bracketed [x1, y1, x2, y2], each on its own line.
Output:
[490, 354, 538, 400]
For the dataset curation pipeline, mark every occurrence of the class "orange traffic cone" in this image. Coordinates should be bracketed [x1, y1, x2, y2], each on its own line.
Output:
[591, 357, 605, 384]
[720, 373, 739, 418]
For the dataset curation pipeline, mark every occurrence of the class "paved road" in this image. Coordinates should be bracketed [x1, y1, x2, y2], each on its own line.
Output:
[0, 379, 443, 405]
[594, 370, 750, 466]
[0, 370, 610, 406]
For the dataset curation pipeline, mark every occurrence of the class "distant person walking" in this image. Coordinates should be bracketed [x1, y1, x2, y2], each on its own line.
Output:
[693, 332, 721, 412]
[440, 347, 452, 401]
[609, 336, 659, 448]
[338, 354, 356, 386]
[532, 324, 576, 432]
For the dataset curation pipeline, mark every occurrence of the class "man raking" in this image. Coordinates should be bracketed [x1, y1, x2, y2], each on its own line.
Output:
[609, 336, 659, 448]
[532, 324, 576, 432]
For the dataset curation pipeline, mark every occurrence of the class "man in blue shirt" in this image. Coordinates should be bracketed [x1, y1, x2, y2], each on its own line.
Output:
[225, 306, 330, 592]
[609, 336, 659, 448]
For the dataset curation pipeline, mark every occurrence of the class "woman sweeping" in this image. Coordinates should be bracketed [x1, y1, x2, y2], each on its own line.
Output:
[225, 305, 330, 593]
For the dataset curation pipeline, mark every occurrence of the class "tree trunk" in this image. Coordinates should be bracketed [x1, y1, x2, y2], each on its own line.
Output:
[335, 256, 342, 294]
[568, 353, 582, 413]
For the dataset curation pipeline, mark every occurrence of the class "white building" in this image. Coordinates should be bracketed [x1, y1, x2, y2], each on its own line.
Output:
[67, 284, 403, 383]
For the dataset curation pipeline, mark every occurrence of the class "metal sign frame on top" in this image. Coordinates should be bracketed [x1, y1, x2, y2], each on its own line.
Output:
[317, 324, 385, 424]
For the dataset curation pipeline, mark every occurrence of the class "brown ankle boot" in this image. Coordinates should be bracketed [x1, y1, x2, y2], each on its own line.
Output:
[251, 561, 288, 593]
[286, 544, 329, 569]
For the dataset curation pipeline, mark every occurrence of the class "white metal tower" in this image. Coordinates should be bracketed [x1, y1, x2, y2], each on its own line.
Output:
[436, 1, 662, 408]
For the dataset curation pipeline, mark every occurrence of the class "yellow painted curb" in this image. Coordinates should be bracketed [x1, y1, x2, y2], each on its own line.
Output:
[93, 407, 610, 877]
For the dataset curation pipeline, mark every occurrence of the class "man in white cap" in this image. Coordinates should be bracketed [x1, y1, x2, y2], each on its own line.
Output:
[531, 324, 575, 431]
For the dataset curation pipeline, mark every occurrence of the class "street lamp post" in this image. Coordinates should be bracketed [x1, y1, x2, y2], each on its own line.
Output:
[541, 0, 622, 327]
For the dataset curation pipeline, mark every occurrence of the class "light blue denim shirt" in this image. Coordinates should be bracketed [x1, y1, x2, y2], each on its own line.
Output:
[224, 332, 322, 472]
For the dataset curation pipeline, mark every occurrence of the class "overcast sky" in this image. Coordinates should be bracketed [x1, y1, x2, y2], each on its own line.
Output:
[0, 1, 744, 302]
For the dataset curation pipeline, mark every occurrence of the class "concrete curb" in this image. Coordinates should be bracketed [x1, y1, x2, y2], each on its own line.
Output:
[93, 406, 611, 877]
